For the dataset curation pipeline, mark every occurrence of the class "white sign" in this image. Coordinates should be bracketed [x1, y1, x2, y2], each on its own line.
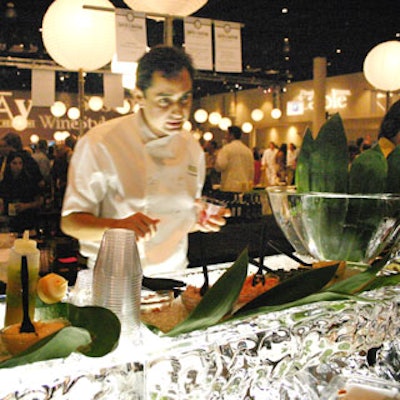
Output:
[290, 89, 352, 115]
[214, 21, 242, 73]
[184, 17, 213, 71]
[115, 9, 147, 63]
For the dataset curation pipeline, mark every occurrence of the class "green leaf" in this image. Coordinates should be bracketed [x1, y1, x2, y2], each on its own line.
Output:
[0, 326, 91, 369]
[311, 113, 349, 193]
[349, 144, 387, 194]
[234, 263, 339, 315]
[295, 127, 314, 192]
[386, 145, 400, 193]
[0, 304, 121, 368]
[166, 248, 248, 336]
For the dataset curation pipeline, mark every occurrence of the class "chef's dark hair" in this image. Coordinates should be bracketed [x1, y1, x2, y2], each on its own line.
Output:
[136, 45, 195, 93]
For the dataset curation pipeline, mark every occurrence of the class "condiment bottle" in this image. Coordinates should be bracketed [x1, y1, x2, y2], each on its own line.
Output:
[4, 231, 40, 326]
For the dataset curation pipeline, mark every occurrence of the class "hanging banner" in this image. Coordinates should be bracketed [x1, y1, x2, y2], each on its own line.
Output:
[31, 70, 55, 107]
[184, 17, 213, 71]
[115, 9, 147, 62]
[214, 21, 242, 73]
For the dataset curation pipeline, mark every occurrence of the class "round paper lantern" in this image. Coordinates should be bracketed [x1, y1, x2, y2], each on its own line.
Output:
[12, 116, 28, 131]
[115, 99, 132, 115]
[218, 117, 232, 131]
[123, 0, 208, 16]
[88, 96, 104, 111]
[208, 111, 221, 125]
[183, 120, 192, 131]
[363, 41, 400, 91]
[42, 0, 116, 71]
[67, 107, 80, 120]
[30, 134, 40, 144]
[203, 131, 213, 141]
[271, 108, 282, 119]
[251, 108, 264, 122]
[241, 122, 253, 133]
[194, 108, 208, 123]
[50, 101, 67, 117]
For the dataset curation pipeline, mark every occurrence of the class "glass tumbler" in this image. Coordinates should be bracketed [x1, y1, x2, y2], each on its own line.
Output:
[92, 228, 143, 336]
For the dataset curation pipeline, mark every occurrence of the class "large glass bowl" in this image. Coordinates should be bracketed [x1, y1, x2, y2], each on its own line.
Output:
[267, 186, 400, 264]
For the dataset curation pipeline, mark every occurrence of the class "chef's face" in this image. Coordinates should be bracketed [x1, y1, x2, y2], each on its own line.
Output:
[137, 68, 193, 138]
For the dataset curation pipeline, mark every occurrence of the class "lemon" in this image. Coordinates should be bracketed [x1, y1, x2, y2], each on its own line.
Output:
[37, 273, 68, 304]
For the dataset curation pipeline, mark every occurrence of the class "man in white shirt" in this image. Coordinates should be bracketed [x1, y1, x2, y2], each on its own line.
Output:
[61, 46, 228, 276]
[261, 141, 278, 186]
[215, 126, 254, 192]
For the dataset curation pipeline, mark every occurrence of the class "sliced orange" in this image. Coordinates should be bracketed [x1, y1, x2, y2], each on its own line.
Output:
[37, 273, 68, 304]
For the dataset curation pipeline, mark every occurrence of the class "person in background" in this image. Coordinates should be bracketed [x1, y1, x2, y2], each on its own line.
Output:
[203, 139, 220, 193]
[377, 99, 400, 158]
[286, 142, 299, 185]
[215, 125, 254, 192]
[275, 143, 288, 184]
[261, 141, 278, 186]
[1, 132, 44, 188]
[0, 151, 43, 235]
[253, 147, 262, 186]
[51, 142, 73, 209]
[32, 139, 52, 208]
[61, 45, 229, 277]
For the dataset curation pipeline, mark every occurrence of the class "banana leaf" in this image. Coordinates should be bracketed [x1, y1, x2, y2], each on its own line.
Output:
[295, 127, 314, 193]
[166, 248, 248, 336]
[234, 263, 339, 315]
[386, 145, 400, 193]
[0, 326, 91, 369]
[0, 304, 121, 368]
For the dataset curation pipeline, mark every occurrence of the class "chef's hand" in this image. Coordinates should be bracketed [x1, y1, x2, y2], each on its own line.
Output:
[194, 199, 231, 233]
[117, 212, 160, 241]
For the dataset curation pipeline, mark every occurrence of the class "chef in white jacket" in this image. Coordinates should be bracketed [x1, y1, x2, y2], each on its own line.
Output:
[61, 46, 228, 277]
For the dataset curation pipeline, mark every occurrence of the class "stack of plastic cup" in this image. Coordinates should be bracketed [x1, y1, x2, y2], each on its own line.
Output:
[92, 228, 143, 337]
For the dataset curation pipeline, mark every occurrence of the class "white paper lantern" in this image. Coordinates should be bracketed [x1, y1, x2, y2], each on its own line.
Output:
[30, 134, 40, 144]
[67, 107, 80, 120]
[208, 111, 221, 125]
[271, 108, 282, 119]
[241, 122, 253, 133]
[363, 41, 400, 91]
[12, 116, 28, 131]
[123, 0, 208, 16]
[194, 108, 208, 123]
[183, 120, 192, 131]
[115, 99, 132, 114]
[88, 96, 104, 111]
[218, 117, 232, 131]
[251, 108, 264, 122]
[203, 131, 213, 141]
[42, 0, 116, 71]
[50, 101, 67, 117]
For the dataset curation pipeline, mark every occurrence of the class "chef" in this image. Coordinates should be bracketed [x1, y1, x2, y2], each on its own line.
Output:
[61, 45, 228, 277]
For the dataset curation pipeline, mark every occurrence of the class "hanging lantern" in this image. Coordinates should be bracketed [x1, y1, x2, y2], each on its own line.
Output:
[251, 108, 264, 122]
[88, 96, 104, 111]
[208, 111, 221, 125]
[241, 122, 253, 133]
[12, 116, 28, 131]
[203, 131, 213, 141]
[30, 134, 40, 144]
[67, 107, 80, 120]
[194, 108, 208, 123]
[123, 0, 208, 16]
[50, 101, 67, 117]
[363, 41, 400, 91]
[115, 99, 132, 115]
[42, 0, 116, 71]
[218, 117, 232, 131]
[271, 108, 282, 119]
[183, 120, 192, 132]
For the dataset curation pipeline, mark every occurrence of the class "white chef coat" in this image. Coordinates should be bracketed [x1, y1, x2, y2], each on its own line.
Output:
[215, 140, 254, 192]
[62, 111, 205, 276]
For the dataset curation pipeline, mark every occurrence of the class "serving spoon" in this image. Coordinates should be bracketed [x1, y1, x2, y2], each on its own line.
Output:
[19, 255, 36, 333]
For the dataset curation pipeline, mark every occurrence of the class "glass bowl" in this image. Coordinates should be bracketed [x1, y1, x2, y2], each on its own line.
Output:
[267, 186, 400, 264]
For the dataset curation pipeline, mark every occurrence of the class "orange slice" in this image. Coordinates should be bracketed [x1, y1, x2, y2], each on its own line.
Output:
[37, 273, 68, 304]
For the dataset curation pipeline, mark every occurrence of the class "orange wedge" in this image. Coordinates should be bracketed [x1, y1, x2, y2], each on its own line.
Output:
[37, 273, 68, 304]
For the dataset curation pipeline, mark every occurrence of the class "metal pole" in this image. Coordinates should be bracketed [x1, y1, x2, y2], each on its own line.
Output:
[164, 16, 174, 46]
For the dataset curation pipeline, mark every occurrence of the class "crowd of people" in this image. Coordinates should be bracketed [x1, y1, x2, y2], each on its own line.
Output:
[203, 135, 300, 191]
[0, 131, 76, 236]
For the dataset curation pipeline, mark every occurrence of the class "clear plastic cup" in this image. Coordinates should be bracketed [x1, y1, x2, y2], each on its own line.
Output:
[92, 229, 143, 336]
